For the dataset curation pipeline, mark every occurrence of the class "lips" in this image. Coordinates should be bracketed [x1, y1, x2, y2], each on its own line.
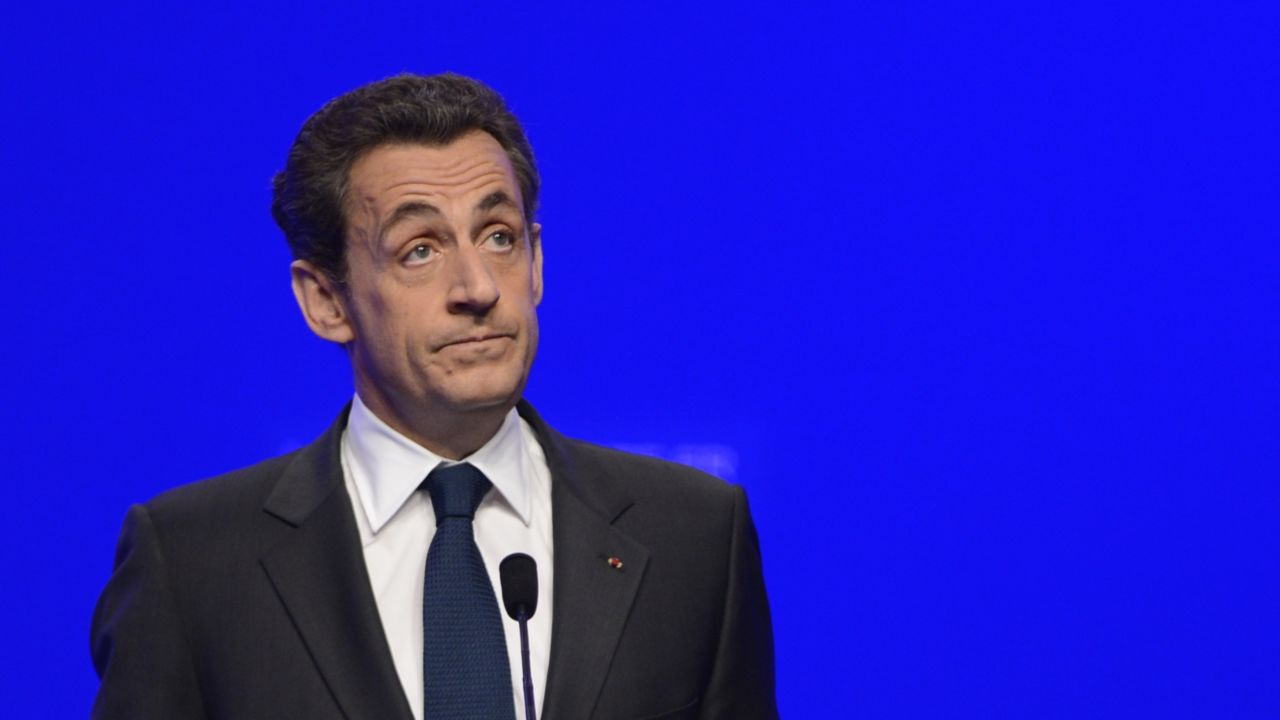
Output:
[438, 333, 513, 350]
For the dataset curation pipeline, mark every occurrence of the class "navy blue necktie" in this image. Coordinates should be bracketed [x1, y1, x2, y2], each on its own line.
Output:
[423, 463, 516, 719]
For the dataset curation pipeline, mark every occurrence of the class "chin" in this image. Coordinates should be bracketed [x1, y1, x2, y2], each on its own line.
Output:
[438, 372, 526, 414]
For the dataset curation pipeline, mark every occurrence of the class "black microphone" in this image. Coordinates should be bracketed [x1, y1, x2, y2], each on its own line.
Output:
[500, 553, 538, 720]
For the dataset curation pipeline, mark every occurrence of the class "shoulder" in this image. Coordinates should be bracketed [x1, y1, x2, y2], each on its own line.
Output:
[140, 450, 301, 540]
[553, 436, 750, 551]
[138, 407, 348, 537]
[520, 401, 743, 511]
[566, 438, 740, 503]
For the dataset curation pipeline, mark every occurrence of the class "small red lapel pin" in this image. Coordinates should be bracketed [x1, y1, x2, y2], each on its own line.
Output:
[606, 556, 624, 570]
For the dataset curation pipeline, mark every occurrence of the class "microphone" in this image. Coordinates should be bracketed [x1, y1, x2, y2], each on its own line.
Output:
[500, 553, 538, 720]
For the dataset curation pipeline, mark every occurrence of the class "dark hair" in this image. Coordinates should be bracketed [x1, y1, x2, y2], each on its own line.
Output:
[271, 73, 540, 283]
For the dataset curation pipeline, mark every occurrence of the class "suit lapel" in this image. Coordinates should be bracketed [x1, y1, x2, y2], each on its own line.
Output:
[259, 409, 414, 720]
[519, 402, 651, 719]
[253, 401, 645, 719]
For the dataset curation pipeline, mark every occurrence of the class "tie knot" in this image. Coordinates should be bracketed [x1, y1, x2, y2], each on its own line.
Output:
[425, 463, 492, 522]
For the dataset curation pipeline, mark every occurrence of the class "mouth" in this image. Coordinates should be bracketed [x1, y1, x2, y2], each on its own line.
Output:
[439, 333, 514, 350]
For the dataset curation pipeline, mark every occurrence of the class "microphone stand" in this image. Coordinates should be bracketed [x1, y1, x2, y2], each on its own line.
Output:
[500, 552, 539, 720]
[517, 608, 536, 720]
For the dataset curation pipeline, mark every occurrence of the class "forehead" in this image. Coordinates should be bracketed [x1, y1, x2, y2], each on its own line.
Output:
[345, 131, 522, 214]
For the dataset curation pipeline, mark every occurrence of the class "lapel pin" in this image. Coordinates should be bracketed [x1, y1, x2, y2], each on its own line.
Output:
[606, 556, 624, 570]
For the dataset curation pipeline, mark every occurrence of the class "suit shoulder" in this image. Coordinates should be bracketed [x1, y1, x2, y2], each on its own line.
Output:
[565, 438, 741, 505]
[142, 450, 300, 526]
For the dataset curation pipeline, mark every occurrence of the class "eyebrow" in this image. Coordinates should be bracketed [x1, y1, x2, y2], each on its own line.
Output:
[476, 190, 518, 214]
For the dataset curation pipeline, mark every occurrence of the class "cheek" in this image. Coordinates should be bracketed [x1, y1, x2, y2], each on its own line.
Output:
[525, 312, 540, 356]
[517, 306, 540, 374]
[351, 291, 420, 366]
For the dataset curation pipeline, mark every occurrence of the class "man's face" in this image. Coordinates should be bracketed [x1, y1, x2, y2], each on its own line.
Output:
[318, 132, 543, 429]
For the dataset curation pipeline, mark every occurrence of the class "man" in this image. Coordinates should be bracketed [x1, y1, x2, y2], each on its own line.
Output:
[91, 73, 776, 719]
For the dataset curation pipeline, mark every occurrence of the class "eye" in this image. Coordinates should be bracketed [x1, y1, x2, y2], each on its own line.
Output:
[485, 230, 515, 250]
[403, 243, 436, 266]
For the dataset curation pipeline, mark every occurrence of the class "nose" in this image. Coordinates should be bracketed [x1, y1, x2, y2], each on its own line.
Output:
[446, 243, 500, 315]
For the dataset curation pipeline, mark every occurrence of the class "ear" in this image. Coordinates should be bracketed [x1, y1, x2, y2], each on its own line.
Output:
[290, 259, 355, 344]
[530, 222, 544, 306]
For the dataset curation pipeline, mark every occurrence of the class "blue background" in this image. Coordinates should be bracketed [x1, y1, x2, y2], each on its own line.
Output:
[2, 2, 1276, 717]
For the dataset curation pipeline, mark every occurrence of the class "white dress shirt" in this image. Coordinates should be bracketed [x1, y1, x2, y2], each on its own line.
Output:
[340, 394, 554, 720]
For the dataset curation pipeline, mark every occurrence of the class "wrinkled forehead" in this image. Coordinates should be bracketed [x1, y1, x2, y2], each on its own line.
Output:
[345, 131, 523, 214]
[340, 134, 529, 254]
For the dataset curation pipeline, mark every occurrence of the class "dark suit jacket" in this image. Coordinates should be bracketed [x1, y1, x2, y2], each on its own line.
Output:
[91, 401, 777, 719]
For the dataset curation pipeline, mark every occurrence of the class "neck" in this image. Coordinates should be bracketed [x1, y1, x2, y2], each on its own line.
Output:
[410, 412, 506, 460]
[355, 388, 511, 460]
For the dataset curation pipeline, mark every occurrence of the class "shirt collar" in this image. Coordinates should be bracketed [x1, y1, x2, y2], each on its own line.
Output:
[345, 394, 531, 534]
